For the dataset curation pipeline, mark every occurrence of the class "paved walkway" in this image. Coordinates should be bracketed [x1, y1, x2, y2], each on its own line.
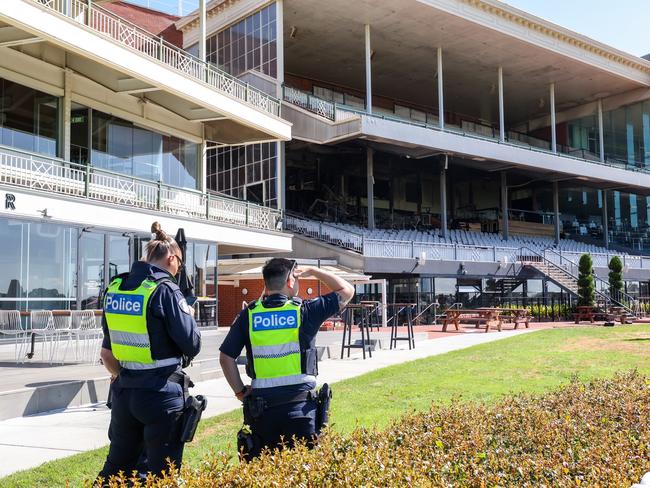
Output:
[0, 326, 543, 478]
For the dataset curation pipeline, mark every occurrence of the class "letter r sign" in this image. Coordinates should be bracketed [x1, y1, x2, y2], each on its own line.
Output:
[5, 194, 15, 210]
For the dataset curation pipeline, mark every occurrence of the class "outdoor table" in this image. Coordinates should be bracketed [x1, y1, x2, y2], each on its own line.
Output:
[442, 308, 503, 333]
[340, 303, 376, 359]
[388, 303, 416, 349]
[573, 306, 595, 324]
[607, 306, 632, 325]
[20, 310, 102, 359]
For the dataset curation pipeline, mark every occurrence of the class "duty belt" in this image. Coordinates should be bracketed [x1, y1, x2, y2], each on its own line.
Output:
[255, 389, 317, 409]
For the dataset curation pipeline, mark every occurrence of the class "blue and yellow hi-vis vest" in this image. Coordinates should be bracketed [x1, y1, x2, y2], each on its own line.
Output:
[104, 277, 180, 370]
[248, 299, 315, 388]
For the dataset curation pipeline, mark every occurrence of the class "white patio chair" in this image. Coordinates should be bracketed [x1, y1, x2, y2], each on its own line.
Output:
[0, 310, 28, 364]
[67, 310, 101, 364]
[30, 310, 56, 363]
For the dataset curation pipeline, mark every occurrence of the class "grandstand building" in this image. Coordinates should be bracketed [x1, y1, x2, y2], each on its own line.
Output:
[178, 0, 650, 316]
[1, 0, 650, 322]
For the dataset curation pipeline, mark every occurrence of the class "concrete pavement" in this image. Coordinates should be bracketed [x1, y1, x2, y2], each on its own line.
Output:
[0, 327, 541, 478]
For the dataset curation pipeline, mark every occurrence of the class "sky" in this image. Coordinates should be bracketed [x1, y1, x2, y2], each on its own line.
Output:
[502, 0, 649, 57]
[124, 0, 650, 59]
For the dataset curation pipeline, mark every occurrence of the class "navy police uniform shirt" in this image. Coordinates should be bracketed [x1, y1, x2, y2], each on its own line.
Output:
[219, 292, 340, 396]
[102, 261, 201, 389]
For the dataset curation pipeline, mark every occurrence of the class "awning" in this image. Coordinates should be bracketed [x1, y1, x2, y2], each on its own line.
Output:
[218, 258, 370, 285]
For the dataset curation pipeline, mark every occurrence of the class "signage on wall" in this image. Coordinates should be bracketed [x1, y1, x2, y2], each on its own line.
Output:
[5, 193, 15, 210]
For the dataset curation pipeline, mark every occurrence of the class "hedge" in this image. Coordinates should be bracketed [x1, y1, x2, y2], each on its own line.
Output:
[97, 371, 649, 487]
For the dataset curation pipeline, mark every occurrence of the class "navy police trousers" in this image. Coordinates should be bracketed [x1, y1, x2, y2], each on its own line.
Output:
[98, 381, 185, 481]
[245, 396, 318, 459]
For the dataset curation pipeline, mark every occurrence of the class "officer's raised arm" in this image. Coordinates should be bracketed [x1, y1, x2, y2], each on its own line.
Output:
[294, 266, 355, 310]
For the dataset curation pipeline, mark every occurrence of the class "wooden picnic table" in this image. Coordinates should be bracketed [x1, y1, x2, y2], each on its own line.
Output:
[442, 308, 501, 333]
[606, 306, 633, 325]
[573, 305, 595, 324]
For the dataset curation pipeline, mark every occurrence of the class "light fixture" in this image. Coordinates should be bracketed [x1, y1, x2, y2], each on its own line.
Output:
[37, 208, 51, 219]
[307, 287, 313, 294]
[289, 26, 297, 39]
[242, 288, 248, 295]
[538, 98, 545, 109]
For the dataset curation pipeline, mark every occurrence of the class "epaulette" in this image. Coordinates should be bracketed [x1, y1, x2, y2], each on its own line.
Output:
[291, 296, 303, 306]
[247, 300, 259, 310]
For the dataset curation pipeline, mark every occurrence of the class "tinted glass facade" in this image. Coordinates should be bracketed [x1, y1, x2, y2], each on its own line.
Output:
[0, 79, 58, 157]
[206, 3, 277, 78]
[208, 142, 277, 207]
[0, 217, 217, 315]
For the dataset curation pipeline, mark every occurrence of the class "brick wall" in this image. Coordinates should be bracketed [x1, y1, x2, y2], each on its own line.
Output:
[218, 279, 333, 326]
[100, 1, 183, 47]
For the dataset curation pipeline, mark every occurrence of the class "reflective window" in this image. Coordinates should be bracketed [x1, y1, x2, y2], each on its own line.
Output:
[79, 232, 104, 309]
[92, 110, 199, 189]
[0, 78, 58, 157]
[0, 219, 27, 309]
[108, 235, 131, 281]
[206, 3, 277, 78]
[208, 142, 277, 207]
[27, 222, 76, 310]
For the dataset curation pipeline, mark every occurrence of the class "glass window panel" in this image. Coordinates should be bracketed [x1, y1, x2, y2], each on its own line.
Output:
[79, 232, 104, 309]
[0, 219, 26, 308]
[27, 222, 76, 310]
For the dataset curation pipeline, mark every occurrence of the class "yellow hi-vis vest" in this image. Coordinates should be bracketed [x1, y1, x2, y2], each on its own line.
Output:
[248, 300, 313, 388]
[104, 277, 179, 370]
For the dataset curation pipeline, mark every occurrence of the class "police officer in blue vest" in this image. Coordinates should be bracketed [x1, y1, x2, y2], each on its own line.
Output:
[220, 258, 354, 459]
[98, 222, 201, 482]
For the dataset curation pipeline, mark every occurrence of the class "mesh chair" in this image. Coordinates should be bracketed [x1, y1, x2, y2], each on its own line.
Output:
[0, 310, 27, 363]
[30, 310, 56, 363]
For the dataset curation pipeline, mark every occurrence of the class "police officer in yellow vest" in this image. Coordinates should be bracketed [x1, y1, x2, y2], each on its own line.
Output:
[220, 258, 354, 459]
[98, 222, 201, 481]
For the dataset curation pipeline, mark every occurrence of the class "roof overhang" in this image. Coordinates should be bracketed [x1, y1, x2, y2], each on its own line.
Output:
[0, 1, 290, 144]
[218, 257, 370, 284]
[283, 0, 650, 126]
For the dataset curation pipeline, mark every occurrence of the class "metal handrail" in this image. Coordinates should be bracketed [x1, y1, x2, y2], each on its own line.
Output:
[31, 0, 280, 117]
[0, 144, 282, 232]
[540, 247, 637, 313]
[520, 246, 636, 315]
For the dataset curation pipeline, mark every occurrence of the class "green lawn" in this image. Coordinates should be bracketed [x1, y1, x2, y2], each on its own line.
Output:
[3, 325, 649, 487]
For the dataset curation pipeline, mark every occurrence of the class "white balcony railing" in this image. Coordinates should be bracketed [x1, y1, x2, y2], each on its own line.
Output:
[31, 0, 280, 117]
[0, 145, 282, 232]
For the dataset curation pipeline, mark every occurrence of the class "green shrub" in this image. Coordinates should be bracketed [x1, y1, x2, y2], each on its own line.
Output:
[96, 372, 650, 487]
[577, 254, 595, 307]
[608, 256, 624, 297]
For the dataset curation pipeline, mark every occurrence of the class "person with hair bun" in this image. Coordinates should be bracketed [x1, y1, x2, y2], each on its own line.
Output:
[97, 221, 201, 483]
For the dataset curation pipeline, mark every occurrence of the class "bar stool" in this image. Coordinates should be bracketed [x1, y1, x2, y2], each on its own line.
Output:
[340, 305, 372, 359]
[389, 303, 416, 350]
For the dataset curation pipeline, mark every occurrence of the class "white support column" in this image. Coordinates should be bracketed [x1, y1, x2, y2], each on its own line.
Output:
[598, 99, 605, 163]
[201, 125, 208, 192]
[440, 157, 448, 238]
[550, 83, 557, 154]
[437, 47, 444, 130]
[277, 142, 285, 212]
[553, 181, 560, 244]
[199, 0, 207, 62]
[276, 0, 285, 98]
[366, 147, 375, 230]
[501, 171, 509, 240]
[602, 189, 609, 249]
[177, 0, 183, 16]
[364, 24, 372, 114]
[62, 69, 72, 161]
[498, 66, 505, 142]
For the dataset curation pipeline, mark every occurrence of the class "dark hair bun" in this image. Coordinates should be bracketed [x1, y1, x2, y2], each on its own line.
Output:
[150, 221, 167, 241]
